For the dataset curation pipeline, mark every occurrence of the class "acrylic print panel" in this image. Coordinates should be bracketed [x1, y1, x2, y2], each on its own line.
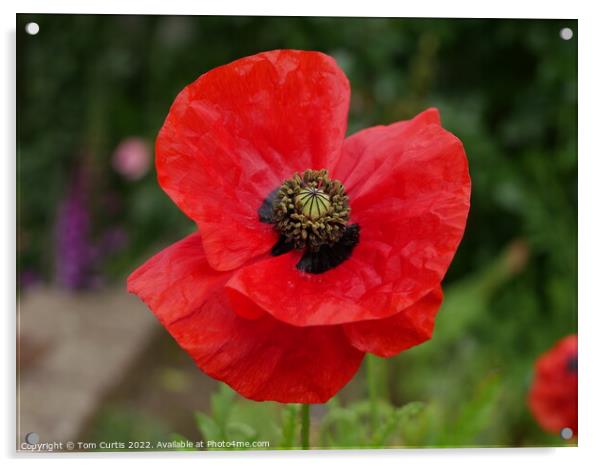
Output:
[16, 14, 577, 452]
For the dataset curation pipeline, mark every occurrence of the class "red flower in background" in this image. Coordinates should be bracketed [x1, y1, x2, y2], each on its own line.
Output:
[528, 334, 578, 436]
[128, 50, 471, 403]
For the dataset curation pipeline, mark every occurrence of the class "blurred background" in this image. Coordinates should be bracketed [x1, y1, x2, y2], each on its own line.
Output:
[16, 15, 577, 449]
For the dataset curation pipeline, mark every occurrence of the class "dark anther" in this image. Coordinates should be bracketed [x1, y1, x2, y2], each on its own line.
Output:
[271, 236, 295, 256]
[296, 224, 360, 274]
[258, 188, 279, 224]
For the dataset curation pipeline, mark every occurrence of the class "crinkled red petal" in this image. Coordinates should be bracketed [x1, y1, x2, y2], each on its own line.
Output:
[343, 286, 443, 357]
[528, 335, 578, 434]
[155, 50, 350, 271]
[127, 233, 364, 403]
[226, 109, 470, 327]
[331, 107, 441, 191]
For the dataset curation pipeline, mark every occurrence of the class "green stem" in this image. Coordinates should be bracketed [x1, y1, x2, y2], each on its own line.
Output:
[300, 404, 310, 450]
[366, 354, 380, 436]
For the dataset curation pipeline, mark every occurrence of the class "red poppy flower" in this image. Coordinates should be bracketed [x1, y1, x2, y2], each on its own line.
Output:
[528, 334, 578, 436]
[128, 50, 471, 403]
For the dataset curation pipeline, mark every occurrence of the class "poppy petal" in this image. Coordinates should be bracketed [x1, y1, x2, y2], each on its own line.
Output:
[341, 108, 470, 315]
[170, 291, 364, 403]
[528, 335, 578, 434]
[156, 50, 350, 271]
[225, 243, 386, 326]
[343, 286, 443, 357]
[225, 109, 469, 327]
[331, 107, 441, 191]
[127, 233, 364, 403]
[127, 232, 225, 325]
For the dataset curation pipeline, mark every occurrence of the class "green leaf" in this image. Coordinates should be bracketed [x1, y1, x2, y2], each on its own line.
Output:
[278, 404, 298, 449]
[442, 373, 502, 446]
[225, 421, 258, 442]
[371, 402, 426, 447]
[194, 411, 221, 441]
[210, 384, 236, 430]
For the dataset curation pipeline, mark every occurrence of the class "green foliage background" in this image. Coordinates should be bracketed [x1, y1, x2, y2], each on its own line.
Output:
[17, 15, 577, 448]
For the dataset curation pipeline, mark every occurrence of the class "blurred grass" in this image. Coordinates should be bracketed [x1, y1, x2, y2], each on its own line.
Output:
[17, 16, 577, 447]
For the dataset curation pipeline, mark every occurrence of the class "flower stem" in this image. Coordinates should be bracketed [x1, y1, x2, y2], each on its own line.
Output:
[300, 404, 310, 450]
[366, 354, 380, 435]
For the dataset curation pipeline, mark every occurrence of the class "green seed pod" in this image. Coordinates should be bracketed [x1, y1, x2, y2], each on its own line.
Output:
[295, 188, 331, 220]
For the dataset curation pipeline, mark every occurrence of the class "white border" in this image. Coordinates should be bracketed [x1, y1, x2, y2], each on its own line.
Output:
[5, 1, 583, 18]
[3, 1, 600, 466]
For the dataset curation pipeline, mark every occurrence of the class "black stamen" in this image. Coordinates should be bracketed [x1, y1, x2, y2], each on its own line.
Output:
[296, 224, 360, 274]
[271, 236, 295, 256]
[258, 188, 279, 223]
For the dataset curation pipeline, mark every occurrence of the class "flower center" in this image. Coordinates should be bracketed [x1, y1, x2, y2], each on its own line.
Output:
[272, 169, 350, 251]
[295, 187, 331, 220]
